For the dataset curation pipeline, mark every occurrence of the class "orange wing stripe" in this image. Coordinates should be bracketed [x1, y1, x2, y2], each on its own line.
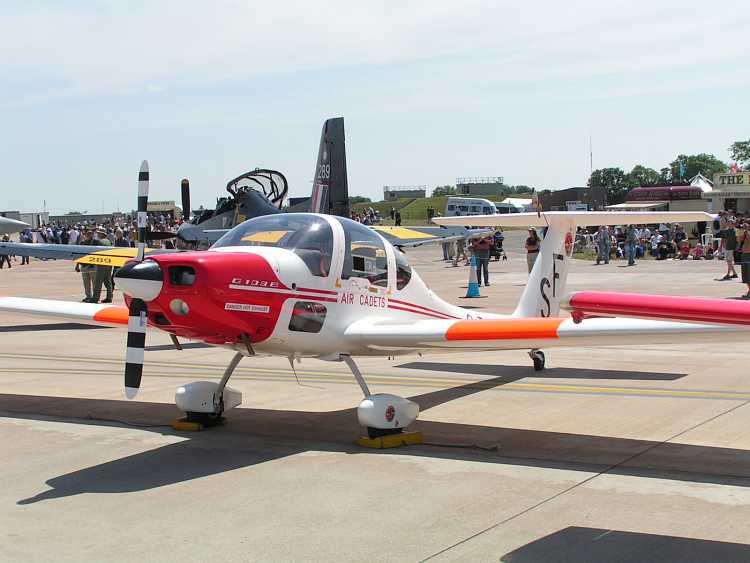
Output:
[445, 318, 564, 341]
[93, 306, 130, 325]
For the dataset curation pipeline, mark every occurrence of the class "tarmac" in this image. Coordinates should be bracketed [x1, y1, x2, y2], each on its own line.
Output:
[2, 232, 750, 562]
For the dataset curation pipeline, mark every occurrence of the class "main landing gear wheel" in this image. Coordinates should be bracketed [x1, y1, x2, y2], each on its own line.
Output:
[529, 349, 545, 371]
[341, 355, 421, 446]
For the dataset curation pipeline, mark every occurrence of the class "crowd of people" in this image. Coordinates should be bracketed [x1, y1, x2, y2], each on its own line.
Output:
[589, 213, 750, 268]
[27, 212, 181, 248]
[349, 207, 385, 226]
[349, 207, 407, 226]
[4, 209, 750, 301]
[1, 212, 183, 303]
[436, 213, 750, 299]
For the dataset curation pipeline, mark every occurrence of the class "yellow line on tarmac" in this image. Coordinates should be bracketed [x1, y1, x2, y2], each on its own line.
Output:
[505, 382, 750, 400]
[0, 352, 482, 383]
[1, 363, 750, 400]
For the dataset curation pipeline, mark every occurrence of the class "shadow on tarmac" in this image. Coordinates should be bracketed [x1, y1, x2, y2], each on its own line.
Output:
[0, 370, 750, 504]
[3, 374, 750, 505]
[500, 526, 750, 562]
[396, 362, 686, 381]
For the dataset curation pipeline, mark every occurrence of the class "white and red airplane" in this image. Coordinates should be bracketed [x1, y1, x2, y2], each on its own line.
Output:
[2, 170, 748, 437]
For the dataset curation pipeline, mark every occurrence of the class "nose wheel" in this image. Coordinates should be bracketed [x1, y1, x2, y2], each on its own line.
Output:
[173, 352, 245, 430]
[529, 349, 545, 371]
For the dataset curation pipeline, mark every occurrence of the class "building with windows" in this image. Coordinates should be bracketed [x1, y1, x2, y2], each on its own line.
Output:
[383, 186, 426, 201]
[455, 177, 505, 197]
[606, 176, 712, 235]
[538, 186, 607, 211]
[608, 175, 711, 214]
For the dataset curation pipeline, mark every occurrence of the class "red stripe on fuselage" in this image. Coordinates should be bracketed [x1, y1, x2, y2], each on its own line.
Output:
[296, 287, 339, 295]
[387, 304, 452, 320]
[387, 298, 459, 319]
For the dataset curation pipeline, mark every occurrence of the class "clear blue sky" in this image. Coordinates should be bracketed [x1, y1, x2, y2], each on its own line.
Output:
[1, 1, 748, 214]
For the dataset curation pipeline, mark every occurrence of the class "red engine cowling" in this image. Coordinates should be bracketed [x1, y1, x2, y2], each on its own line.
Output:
[138, 252, 286, 345]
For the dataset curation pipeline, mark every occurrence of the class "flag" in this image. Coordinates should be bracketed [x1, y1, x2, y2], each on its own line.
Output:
[678, 161, 686, 178]
[731, 162, 739, 173]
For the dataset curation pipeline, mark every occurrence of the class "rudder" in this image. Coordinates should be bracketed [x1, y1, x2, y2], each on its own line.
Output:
[513, 219, 576, 318]
[310, 117, 350, 217]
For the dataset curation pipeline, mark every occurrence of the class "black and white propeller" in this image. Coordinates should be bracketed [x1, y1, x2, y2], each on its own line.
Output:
[115, 160, 163, 399]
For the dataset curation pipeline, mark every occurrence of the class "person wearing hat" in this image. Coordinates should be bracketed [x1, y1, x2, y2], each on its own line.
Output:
[91, 227, 114, 303]
[78, 230, 97, 302]
[525, 228, 541, 273]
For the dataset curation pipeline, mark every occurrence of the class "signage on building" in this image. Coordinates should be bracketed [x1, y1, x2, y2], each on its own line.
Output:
[701, 190, 750, 199]
[714, 173, 750, 187]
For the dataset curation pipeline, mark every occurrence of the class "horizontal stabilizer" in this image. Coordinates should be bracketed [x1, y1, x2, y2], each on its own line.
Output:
[434, 211, 714, 228]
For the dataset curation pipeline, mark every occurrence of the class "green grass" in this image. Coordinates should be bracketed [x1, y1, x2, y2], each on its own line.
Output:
[352, 194, 528, 222]
[399, 194, 511, 221]
[351, 198, 413, 217]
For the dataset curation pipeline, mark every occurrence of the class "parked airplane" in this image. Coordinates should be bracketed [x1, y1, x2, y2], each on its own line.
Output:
[1, 171, 746, 437]
[146, 169, 289, 249]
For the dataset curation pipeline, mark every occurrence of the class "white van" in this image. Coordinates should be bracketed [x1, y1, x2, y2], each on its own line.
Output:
[445, 197, 503, 217]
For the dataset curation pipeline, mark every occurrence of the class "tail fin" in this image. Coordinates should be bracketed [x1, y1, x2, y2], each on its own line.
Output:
[513, 218, 576, 318]
[310, 117, 349, 217]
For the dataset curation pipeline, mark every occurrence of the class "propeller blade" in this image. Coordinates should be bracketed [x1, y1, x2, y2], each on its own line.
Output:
[124, 298, 147, 398]
[137, 160, 149, 260]
[125, 160, 150, 398]
[181, 178, 191, 222]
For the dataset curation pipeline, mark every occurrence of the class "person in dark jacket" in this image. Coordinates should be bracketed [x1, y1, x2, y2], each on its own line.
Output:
[471, 235, 492, 286]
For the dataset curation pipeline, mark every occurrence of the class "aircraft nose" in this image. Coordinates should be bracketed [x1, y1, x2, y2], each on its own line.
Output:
[115, 260, 164, 301]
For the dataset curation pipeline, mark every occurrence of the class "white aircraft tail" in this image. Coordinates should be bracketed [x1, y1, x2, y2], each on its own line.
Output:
[512, 218, 576, 318]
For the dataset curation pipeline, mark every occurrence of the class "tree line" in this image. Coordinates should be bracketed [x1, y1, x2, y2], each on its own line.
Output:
[589, 138, 749, 204]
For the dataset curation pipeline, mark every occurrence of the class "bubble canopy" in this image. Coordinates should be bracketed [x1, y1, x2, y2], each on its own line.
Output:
[211, 213, 411, 286]
[212, 214, 334, 277]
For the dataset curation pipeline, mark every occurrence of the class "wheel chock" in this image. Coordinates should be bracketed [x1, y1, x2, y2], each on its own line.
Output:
[356, 431, 423, 449]
[171, 418, 204, 431]
[171, 414, 227, 431]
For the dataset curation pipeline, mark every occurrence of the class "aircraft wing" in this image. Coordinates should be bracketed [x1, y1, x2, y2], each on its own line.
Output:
[562, 291, 750, 326]
[0, 296, 129, 326]
[371, 226, 493, 248]
[344, 315, 750, 352]
[0, 242, 180, 267]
